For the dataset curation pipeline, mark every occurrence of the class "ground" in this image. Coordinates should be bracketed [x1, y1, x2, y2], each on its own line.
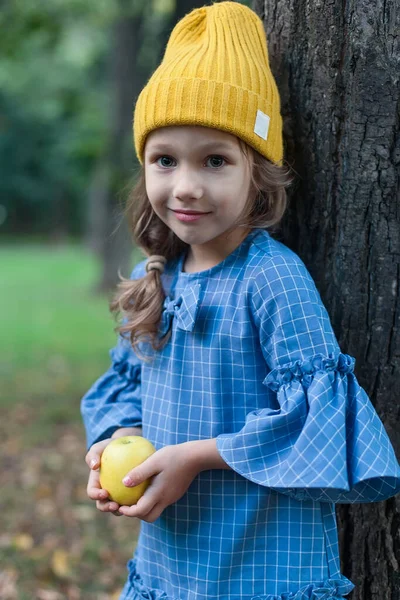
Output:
[0, 243, 142, 599]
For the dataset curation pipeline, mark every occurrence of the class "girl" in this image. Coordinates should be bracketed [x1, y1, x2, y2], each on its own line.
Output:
[81, 2, 400, 599]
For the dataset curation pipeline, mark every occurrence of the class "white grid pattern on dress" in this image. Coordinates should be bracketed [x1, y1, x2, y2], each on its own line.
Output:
[81, 228, 399, 600]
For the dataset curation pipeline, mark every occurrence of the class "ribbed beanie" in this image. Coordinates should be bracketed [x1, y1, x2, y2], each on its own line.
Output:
[133, 1, 283, 165]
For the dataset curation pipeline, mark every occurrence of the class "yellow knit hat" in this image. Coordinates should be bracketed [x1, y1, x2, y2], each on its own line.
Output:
[133, 1, 283, 165]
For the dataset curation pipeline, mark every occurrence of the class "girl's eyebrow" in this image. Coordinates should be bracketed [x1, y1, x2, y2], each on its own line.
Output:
[147, 141, 236, 153]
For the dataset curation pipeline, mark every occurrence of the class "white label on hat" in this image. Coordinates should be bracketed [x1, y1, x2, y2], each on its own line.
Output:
[254, 110, 270, 140]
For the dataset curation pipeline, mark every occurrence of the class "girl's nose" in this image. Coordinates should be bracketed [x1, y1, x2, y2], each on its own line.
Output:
[172, 167, 203, 201]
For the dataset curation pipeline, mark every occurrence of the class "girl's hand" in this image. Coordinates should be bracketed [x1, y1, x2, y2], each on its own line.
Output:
[85, 427, 143, 516]
[85, 438, 122, 515]
[117, 443, 203, 522]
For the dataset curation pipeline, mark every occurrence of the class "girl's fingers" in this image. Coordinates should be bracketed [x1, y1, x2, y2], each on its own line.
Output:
[119, 502, 162, 522]
[96, 499, 120, 513]
[122, 456, 157, 487]
[118, 491, 158, 519]
[142, 503, 163, 523]
[88, 473, 120, 511]
[86, 468, 108, 501]
[85, 440, 123, 514]
[85, 439, 111, 470]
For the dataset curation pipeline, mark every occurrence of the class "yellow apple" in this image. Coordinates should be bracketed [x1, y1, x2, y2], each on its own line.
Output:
[99, 436, 156, 506]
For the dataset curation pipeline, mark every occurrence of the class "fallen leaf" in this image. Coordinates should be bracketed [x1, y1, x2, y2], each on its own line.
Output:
[51, 549, 71, 579]
[13, 533, 34, 551]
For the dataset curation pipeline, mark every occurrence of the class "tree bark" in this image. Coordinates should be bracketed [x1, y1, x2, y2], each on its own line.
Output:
[96, 5, 148, 292]
[254, 0, 400, 597]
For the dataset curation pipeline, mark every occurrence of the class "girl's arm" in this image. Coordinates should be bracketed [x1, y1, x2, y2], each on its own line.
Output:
[120, 438, 231, 482]
[115, 439, 231, 522]
[80, 338, 143, 449]
[184, 438, 232, 471]
[215, 253, 400, 504]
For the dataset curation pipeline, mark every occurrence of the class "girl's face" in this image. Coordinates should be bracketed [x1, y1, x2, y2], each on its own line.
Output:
[144, 126, 253, 267]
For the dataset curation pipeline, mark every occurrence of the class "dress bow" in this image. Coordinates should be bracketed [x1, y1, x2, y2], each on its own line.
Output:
[159, 283, 202, 336]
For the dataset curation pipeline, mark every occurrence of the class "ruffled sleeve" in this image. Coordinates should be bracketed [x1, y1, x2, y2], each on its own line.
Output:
[80, 336, 142, 449]
[216, 254, 400, 503]
[80, 261, 146, 450]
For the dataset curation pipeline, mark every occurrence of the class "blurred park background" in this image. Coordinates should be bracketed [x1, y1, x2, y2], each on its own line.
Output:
[3, 0, 399, 597]
[0, 0, 226, 597]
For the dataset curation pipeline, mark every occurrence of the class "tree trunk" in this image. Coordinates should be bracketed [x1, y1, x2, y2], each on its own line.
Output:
[254, 0, 400, 597]
[97, 5, 148, 292]
[85, 159, 110, 256]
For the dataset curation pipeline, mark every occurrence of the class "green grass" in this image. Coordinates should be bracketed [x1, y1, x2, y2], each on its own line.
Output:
[0, 242, 144, 437]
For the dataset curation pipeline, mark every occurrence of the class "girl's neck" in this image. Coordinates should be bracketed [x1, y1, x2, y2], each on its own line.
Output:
[183, 227, 252, 274]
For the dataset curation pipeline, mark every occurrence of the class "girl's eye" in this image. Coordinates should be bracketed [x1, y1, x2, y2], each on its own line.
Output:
[154, 155, 226, 168]
[156, 156, 176, 168]
[206, 155, 225, 168]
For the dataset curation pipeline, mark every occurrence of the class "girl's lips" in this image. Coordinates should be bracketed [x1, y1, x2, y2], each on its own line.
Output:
[173, 211, 210, 222]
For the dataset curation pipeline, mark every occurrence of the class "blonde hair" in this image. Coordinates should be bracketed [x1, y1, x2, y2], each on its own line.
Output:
[110, 139, 293, 360]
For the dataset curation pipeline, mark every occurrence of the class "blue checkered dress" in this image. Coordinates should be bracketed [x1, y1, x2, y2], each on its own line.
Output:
[81, 228, 400, 600]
